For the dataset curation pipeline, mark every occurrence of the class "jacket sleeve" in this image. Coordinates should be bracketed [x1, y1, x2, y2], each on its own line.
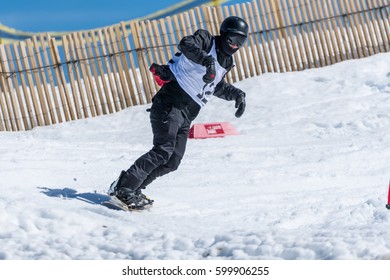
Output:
[178, 29, 214, 65]
[213, 80, 246, 101]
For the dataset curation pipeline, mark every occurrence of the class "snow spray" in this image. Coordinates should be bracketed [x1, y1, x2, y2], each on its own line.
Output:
[387, 181, 390, 210]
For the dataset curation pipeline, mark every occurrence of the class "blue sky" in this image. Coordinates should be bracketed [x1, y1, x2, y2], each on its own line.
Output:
[0, 0, 249, 32]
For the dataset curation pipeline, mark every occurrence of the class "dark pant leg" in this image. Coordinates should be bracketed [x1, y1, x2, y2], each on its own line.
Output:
[120, 106, 186, 191]
[138, 116, 190, 190]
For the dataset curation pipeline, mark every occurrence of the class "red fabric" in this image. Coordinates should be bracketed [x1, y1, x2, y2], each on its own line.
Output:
[153, 75, 169, 87]
[150, 65, 169, 87]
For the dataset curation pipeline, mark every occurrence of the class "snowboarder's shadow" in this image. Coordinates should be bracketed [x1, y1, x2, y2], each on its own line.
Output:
[39, 187, 110, 205]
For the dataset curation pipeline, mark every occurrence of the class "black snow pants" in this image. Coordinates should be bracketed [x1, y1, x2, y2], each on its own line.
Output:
[119, 96, 192, 192]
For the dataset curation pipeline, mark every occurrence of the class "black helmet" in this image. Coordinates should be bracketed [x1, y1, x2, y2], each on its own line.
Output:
[219, 16, 249, 56]
[220, 16, 249, 38]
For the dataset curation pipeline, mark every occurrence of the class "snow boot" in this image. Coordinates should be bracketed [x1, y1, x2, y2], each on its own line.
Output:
[108, 170, 153, 210]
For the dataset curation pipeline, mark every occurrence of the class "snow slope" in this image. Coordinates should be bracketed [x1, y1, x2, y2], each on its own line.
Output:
[0, 53, 390, 260]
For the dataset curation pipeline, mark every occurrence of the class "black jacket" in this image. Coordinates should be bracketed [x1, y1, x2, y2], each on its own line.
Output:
[152, 29, 245, 121]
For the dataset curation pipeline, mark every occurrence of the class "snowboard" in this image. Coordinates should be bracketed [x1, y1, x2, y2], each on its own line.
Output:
[101, 195, 153, 211]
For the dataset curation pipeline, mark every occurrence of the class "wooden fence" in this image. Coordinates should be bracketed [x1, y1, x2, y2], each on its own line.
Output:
[0, 0, 389, 131]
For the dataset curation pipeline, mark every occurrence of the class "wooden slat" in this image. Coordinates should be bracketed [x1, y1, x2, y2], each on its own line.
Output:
[361, 0, 387, 53]
[105, 27, 128, 108]
[130, 21, 153, 103]
[324, 1, 343, 62]
[141, 20, 161, 91]
[201, 5, 215, 35]
[324, 0, 347, 62]
[189, 9, 200, 34]
[370, 0, 387, 52]
[106, 27, 132, 108]
[152, 20, 166, 64]
[240, 2, 255, 77]
[325, 0, 341, 62]
[86, 30, 111, 114]
[210, 7, 220, 38]
[0, 46, 24, 130]
[140, 22, 160, 92]
[256, 0, 279, 72]
[0, 55, 19, 131]
[252, 0, 273, 72]
[146, 20, 161, 66]
[297, 0, 316, 68]
[0, 51, 14, 130]
[340, 0, 364, 58]
[352, 0, 371, 57]
[201, 5, 211, 33]
[93, 30, 118, 112]
[279, 0, 302, 70]
[309, 1, 330, 66]
[0, 84, 6, 131]
[121, 22, 145, 105]
[235, 3, 253, 78]
[178, 13, 187, 39]
[83, 31, 108, 115]
[183, 11, 194, 35]
[0, 83, 9, 131]
[305, 0, 327, 66]
[294, 0, 308, 68]
[171, 13, 183, 42]
[364, 0, 386, 51]
[296, 0, 320, 68]
[243, 2, 263, 76]
[4, 44, 28, 129]
[164, 17, 178, 59]
[76, 32, 102, 116]
[62, 35, 83, 119]
[145, 20, 159, 65]
[314, 0, 337, 65]
[12, 43, 36, 127]
[139, 21, 155, 70]
[121, 23, 147, 104]
[267, 0, 291, 71]
[25, 39, 52, 125]
[216, 4, 224, 31]
[73, 32, 98, 117]
[39, 34, 64, 123]
[377, 1, 390, 51]
[194, 7, 205, 30]
[49, 37, 75, 121]
[358, 0, 380, 54]
[31, 36, 57, 124]
[114, 25, 139, 106]
[158, 19, 172, 64]
[178, 13, 188, 37]
[68, 34, 91, 117]
[271, 0, 297, 71]
[102, 28, 124, 110]
[288, 0, 310, 69]
[18, 41, 43, 126]
[378, 0, 390, 48]
[347, 0, 370, 54]
[335, 0, 359, 59]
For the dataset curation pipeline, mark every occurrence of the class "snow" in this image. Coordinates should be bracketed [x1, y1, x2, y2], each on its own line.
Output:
[1, 53, 390, 260]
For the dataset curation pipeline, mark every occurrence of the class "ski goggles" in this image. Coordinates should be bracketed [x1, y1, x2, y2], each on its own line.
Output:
[226, 33, 247, 48]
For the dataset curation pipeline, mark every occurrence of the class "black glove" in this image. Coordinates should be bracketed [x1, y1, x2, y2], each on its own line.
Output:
[235, 93, 246, 118]
[202, 55, 216, 84]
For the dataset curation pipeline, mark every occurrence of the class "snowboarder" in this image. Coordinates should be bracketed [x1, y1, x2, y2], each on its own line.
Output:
[108, 16, 249, 209]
